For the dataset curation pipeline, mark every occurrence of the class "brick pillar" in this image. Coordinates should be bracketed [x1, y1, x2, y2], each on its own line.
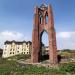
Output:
[48, 5, 57, 64]
[31, 6, 39, 63]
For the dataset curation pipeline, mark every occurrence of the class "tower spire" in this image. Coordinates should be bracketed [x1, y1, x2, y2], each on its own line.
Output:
[40, 0, 47, 8]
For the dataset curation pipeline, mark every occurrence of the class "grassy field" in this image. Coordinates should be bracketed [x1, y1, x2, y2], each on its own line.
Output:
[0, 53, 75, 75]
[0, 59, 66, 75]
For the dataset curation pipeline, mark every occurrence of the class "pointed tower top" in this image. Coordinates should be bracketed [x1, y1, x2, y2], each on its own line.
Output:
[40, 0, 47, 9]
[40, 3, 47, 8]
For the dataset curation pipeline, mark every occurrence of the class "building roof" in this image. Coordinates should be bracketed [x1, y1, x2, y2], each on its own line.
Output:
[4, 40, 32, 45]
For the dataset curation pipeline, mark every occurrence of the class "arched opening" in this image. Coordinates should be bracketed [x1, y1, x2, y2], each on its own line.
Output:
[45, 12, 48, 24]
[46, 15, 48, 24]
[39, 14, 43, 24]
[39, 30, 49, 62]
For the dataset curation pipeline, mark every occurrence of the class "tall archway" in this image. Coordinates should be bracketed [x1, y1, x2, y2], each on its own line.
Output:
[31, 4, 57, 64]
[39, 30, 49, 61]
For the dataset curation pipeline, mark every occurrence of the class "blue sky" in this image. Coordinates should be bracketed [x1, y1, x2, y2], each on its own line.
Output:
[0, 0, 75, 49]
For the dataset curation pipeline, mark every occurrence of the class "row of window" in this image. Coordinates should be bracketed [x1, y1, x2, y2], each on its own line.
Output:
[3, 51, 29, 55]
[22, 52, 29, 54]
[5, 45, 30, 48]
[10, 52, 14, 54]
[4, 49, 29, 51]
[10, 51, 19, 54]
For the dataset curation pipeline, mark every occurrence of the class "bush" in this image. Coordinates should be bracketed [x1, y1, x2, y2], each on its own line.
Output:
[59, 63, 75, 74]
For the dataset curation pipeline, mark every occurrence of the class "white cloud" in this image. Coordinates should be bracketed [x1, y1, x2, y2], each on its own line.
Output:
[0, 31, 29, 48]
[57, 31, 75, 39]
[0, 31, 75, 50]
[56, 31, 75, 49]
[0, 31, 24, 41]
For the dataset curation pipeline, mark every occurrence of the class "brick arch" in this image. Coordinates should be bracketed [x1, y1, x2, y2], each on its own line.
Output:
[40, 29, 48, 37]
[39, 29, 48, 61]
[31, 4, 58, 64]
[40, 29, 48, 48]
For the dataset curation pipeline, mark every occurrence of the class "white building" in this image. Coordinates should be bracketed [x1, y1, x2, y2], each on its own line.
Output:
[2, 40, 32, 58]
[42, 46, 49, 55]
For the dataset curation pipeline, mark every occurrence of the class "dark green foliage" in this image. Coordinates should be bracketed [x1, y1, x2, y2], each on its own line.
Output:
[59, 63, 75, 74]
[6, 54, 31, 60]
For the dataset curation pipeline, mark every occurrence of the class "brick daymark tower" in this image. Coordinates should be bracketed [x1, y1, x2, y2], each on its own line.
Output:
[31, 3, 57, 64]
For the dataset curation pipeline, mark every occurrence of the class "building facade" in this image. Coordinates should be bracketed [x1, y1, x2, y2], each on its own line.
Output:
[2, 40, 32, 58]
[42, 46, 49, 55]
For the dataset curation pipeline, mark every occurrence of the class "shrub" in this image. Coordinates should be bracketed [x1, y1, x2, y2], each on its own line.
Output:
[59, 63, 75, 74]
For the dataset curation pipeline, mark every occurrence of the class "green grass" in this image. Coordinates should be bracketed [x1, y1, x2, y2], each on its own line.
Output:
[0, 58, 66, 75]
[0, 60, 66, 75]
[6, 54, 31, 60]
[0, 54, 75, 75]
[59, 63, 75, 74]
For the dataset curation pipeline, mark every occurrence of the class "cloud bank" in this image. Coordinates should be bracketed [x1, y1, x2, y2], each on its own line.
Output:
[0, 31, 75, 49]
[0, 31, 29, 48]
[57, 31, 75, 49]
[57, 32, 75, 39]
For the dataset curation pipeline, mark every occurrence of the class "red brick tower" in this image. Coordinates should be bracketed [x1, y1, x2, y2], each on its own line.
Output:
[31, 4, 57, 64]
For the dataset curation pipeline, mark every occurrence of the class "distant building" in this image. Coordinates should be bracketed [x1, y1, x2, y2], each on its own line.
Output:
[2, 40, 32, 58]
[42, 46, 49, 55]
[2, 40, 49, 58]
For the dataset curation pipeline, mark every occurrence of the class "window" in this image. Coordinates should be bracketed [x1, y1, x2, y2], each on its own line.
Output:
[17, 51, 19, 53]
[27, 52, 29, 54]
[10, 52, 12, 54]
[13, 52, 14, 54]
[27, 45, 28, 47]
